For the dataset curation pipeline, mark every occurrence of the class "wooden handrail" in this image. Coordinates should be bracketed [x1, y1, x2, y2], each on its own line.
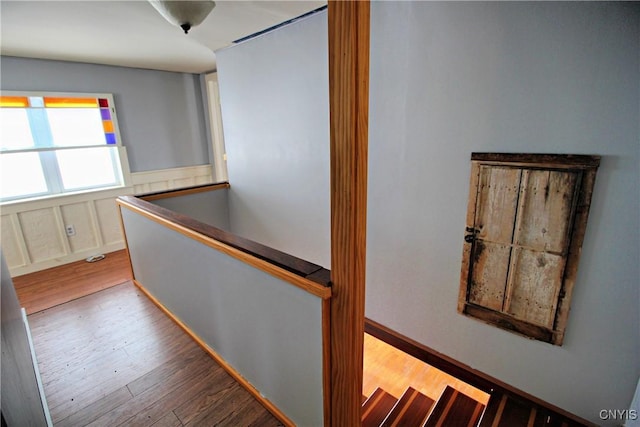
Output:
[117, 194, 331, 298]
[138, 182, 231, 201]
[118, 185, 333, 425]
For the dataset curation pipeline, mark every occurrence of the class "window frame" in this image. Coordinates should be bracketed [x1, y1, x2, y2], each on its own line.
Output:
[458, 153, 600, 345]
[0, 91, 131, 204]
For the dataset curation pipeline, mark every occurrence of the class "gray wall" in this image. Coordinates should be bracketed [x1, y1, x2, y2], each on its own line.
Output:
[150, 188, 231, 231]
[216, 11, 331, 268]
[0, 56, 210, 172]
[1, 252, 49, 426]
[214, 2, 638, 424]
[121, 209, 325, 427]
[366, 3, 639, 424]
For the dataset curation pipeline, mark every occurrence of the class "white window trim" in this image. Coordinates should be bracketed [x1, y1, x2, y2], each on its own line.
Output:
[204, 73, 228, 183]
[0, 90, 132, 205]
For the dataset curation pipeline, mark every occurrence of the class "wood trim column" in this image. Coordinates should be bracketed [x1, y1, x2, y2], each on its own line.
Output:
[328, 1, 370, 426]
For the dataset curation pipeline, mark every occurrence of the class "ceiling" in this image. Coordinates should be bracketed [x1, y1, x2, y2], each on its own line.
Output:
[0, 0, 327, 74]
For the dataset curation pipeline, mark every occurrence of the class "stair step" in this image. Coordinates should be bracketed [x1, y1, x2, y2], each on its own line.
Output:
[423, 386, 486, 427]
[479, 393, 586, 427]
[381, 387, 435, 427]
[362, 388, 398, 427]
[479, 393, 534, 427]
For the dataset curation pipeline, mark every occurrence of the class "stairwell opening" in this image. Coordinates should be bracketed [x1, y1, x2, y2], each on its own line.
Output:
[363, 332, 489, 426]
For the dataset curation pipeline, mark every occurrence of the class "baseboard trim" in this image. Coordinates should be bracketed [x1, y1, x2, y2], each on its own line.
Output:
[133, 279, 295, 427]
[11, 242, 126, 277]
[364, 317, 596, 427]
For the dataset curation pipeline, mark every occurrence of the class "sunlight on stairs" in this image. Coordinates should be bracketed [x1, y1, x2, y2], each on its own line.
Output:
[363, 333, 489, 406]
[362, 385, 485, 427]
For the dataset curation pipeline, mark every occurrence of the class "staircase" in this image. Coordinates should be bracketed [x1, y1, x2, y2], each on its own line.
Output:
[478, 392, 588, 427]
[362, 385, 485, 427]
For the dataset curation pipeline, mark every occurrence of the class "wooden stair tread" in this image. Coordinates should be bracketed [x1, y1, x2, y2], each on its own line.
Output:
[362, 388, 398, 427]
[479, 393, 533, 427]
[381, 386, 435, 427]
[424, 386, 485, 427]
[479, 393, 585, 427]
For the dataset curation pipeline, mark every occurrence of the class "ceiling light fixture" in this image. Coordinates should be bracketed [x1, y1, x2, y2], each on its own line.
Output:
[148, 0, 216, 34]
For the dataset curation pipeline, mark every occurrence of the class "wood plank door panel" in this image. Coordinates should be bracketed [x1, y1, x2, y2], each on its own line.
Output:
[468, 241, 511, 311]
[504, 169, 579, 328]
[459, 153, 599, 345]
[467, 166, 521, 311]
[474, 166, 521, 243]
[505, 248, 566, 328]
[514, 169, 579, 253]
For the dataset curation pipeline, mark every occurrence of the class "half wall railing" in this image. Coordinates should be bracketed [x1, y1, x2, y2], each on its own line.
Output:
[117, 184, 331, 426]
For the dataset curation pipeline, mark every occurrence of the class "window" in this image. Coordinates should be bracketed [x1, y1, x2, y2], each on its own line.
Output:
[458, 153, 599, 345]
[0, 92, 128, 202]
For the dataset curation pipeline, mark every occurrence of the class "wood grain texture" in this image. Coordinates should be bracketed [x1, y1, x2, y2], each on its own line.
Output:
[380, 387, 435, 427]
[459, 154, 599, 345]
[470, 153, 601, 169]
[362, 388, 397, 427]
[29, 281, 283, 427]
[459, 161, 481, 312]
[328, 1, 370, 426]
[133, 280, 295, 427]
[13, 249, 132, 314]
[364, 318, 595, 426]
[423, 386, 485, 427]
[363, 333, 489, 406]
[513, 170, 578, 252]
[553, 166, 599, 346]
[139, 182, 230, 202]
[479, 393, 592, 427]
[117, 198, 331, 298]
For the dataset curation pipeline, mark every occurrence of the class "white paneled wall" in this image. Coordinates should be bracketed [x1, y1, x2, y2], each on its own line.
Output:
[1, 165, 214, 277]
[130, 165, 215, 195]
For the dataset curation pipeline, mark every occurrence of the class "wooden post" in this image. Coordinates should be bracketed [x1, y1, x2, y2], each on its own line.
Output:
[328, 1, 370, 426]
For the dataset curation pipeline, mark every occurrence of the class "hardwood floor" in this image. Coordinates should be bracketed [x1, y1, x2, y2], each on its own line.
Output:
[27, 282, 282, 426]
[17, 250, 487, 426]
[14, 250, 133, 314]
[363, 333, 489, 406]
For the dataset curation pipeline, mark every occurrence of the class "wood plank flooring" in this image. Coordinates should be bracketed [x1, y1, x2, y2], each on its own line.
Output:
[14, 250, 133, 314]
[16, 249, 488, 426]
[28, 282, 282, 426]
[363, 333, 489, 406]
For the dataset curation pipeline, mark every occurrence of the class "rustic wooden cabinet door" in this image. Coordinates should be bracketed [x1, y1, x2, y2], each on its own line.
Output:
[468, 166, 521, 312]
[459, 154, 599, 345]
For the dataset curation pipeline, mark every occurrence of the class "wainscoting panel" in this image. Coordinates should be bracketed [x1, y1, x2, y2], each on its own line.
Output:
[94, 198, 124, 246]
[2, 165, 214, 276]
[1, 214, 27, 268]
[61, 202, 99, 253]
[19, 208, 67, 264]
[130, 165, 213, 195]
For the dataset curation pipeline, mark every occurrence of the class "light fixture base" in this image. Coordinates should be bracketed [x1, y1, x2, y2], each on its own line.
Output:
[148, 1, 216, 34]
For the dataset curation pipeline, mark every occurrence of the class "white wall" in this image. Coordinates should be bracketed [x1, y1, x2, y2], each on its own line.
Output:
[216, 11, 331, 268]
[366, 3, 639, 424]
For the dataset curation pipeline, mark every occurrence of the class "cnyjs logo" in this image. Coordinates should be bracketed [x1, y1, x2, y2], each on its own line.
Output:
[599, 409, 638, 421]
